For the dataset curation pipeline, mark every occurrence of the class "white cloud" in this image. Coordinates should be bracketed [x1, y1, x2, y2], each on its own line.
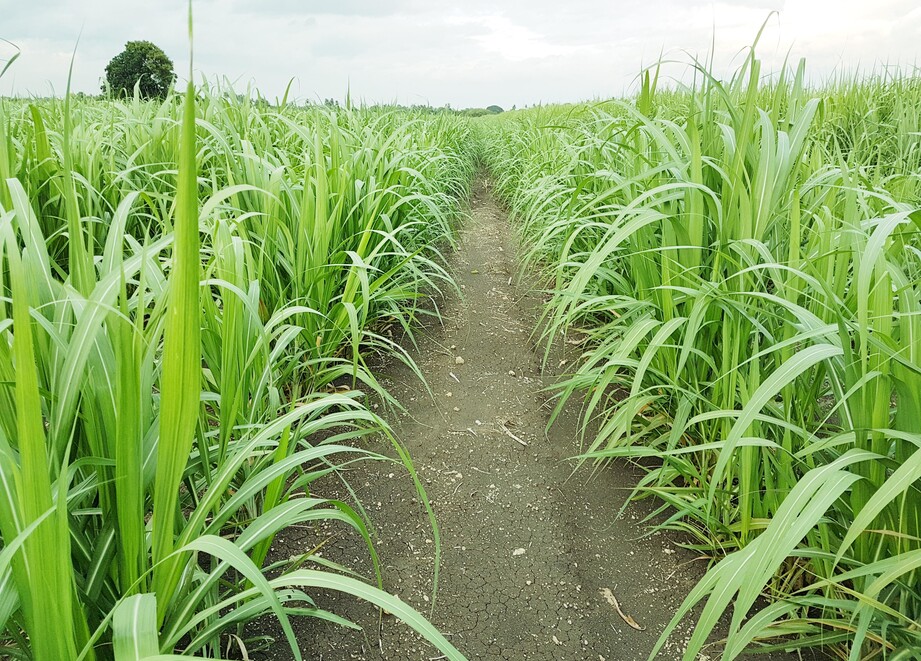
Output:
[450, 15, 594, 62]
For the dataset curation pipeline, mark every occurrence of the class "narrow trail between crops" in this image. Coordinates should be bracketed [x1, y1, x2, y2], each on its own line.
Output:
[262, 178, 801, 661]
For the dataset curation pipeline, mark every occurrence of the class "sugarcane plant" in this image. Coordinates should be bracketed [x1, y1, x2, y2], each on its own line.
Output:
[0, 15, 474, 660]
[483, 45, 921, 660]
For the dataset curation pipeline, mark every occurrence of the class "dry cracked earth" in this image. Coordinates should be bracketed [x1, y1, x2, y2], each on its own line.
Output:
[254, 178, 814, 661]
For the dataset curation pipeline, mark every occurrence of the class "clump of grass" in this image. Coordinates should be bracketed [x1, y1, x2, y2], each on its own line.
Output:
[484, 47, 921, 659]
[0, 44, 473, 661]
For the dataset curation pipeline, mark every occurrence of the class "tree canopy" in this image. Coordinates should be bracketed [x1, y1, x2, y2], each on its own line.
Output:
[103, 41, 176, 99]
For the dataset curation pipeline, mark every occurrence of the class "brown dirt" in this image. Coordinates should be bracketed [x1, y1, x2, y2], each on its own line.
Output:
[256, 178, 815, 661]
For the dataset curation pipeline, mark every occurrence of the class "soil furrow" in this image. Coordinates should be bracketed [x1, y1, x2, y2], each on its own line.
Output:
[261, 178, 804, 661]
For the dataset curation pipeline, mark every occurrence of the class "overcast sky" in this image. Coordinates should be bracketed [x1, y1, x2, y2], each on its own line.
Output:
[1, 0, 919, 107]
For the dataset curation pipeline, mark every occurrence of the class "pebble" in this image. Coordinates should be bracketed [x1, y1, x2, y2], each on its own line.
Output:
[455, 356, 465, 365]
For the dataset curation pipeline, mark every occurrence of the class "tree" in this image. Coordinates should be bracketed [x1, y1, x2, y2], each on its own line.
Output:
[103, 41, 176, 99]
[486, 105, 504, 114]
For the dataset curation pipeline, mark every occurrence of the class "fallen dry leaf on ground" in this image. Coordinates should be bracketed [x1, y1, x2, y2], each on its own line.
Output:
[600, 587, 645, 631]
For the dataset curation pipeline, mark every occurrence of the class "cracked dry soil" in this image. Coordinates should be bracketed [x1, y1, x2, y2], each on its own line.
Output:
[258, 179, 809, 661]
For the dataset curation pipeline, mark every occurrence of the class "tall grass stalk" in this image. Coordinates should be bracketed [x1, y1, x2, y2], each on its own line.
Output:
[0, 59, 474, 661]
[484, 50, 921, 659]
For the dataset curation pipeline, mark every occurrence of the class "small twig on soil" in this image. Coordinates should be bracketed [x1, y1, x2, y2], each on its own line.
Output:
[499, 421, 528, 446]
[449, 371, 460, 383]
[427, 339, 455, 358]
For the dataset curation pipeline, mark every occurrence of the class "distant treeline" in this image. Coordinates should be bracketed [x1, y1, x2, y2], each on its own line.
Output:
[1, 90, 511, 117]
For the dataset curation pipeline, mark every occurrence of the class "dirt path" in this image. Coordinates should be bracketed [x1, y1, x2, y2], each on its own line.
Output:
[261, 179, 803, 660]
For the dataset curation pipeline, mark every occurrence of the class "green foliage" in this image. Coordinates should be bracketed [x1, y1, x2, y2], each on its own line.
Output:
[458, 106, 504, 117]
[483, 52, 921, 659]
[459, 107, 491, 117]
[0, 83, 474, 659]
[103, 41, 176, 100]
